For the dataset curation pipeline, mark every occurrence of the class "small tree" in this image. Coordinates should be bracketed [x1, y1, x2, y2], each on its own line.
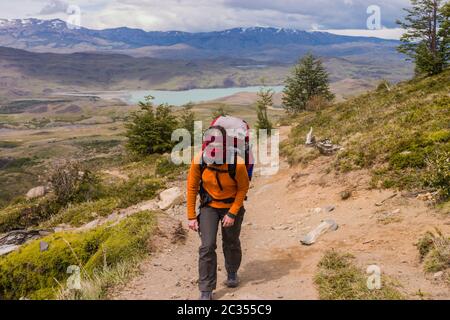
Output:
[255, 87, 274, 134]
[179, 102, 196, 137]
[441, 1, 450, 65]
[282, 53, 334, 114]
[397, 0, 450, 75]
[212, 105, 228, 119]
[125, 95, 178, 156]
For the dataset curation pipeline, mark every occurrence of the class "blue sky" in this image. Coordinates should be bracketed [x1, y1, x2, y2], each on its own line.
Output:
[0, 0, 411, 38]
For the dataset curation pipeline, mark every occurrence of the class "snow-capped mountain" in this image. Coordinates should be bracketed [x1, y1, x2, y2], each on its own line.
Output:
[0, 18, 399, 61]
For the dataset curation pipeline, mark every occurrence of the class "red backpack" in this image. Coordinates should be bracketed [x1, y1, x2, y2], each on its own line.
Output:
[200, 116, 254, 181]
[198, 116, 254, 208]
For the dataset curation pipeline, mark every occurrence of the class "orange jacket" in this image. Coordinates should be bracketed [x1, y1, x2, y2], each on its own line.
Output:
[186, 154, 250, 220]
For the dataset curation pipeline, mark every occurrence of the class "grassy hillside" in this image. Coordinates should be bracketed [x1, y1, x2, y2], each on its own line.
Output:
[282, 70, 450, 206]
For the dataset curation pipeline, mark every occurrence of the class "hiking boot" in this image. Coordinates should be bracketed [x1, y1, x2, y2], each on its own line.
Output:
[199, 291, 213, 300]
[224, 272, 239, 288]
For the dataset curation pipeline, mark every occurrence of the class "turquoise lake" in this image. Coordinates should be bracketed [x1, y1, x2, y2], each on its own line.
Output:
[65, 86, 284, 106]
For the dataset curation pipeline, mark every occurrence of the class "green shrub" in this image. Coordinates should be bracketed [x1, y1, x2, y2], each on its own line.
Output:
[178, 103, 196, 137]
[155, 157, 187, 179]
[0, 196, 62, 233]
[416, 230, 450, 273]
[0, 157, 37, 171]
[125, 96, 178, 156]
[48, 160, 103, 205]
[45, 197, 121, 227]
[73, 139, 122, 153]
[0, 141, 21, 149]
[390, 151, 426, 169]
[0, 211, 156, 300]
[423, 150, 450, 201]
[107, 176, 163, 208]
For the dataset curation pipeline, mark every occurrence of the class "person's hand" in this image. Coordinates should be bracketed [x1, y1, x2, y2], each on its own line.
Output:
[188, 219, 199, 232]
[222, 214, 235, 228]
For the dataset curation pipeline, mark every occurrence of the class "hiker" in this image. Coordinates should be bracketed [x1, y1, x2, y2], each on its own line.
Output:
[186, 116, 253, 300]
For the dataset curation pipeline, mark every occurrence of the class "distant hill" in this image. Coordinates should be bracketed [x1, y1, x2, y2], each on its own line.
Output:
[0, 45, 413, 101]
[0, 18, 404, 62]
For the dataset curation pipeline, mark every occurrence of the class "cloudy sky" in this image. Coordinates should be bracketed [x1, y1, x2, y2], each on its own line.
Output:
[0, 0, 411, 38]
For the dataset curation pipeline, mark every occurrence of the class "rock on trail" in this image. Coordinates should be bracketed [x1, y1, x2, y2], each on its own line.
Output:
[301, 220, 339, 245]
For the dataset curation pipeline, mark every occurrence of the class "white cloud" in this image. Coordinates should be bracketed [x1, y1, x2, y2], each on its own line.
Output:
[319, 28, 406, 40]
[0, 0, 411, 32]
[39, 0, 69, 15]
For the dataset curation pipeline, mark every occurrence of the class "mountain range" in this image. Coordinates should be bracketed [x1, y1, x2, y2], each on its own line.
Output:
[0, 18, 413, 102]
[0, 18, 402, 62]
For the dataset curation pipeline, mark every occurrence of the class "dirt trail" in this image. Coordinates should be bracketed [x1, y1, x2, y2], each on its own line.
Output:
[111, 127, 450, 300]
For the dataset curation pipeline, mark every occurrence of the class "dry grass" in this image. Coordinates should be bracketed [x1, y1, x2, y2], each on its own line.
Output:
[315, 250, 404, 300]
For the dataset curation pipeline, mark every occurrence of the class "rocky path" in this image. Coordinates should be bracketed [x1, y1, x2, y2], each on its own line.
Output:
[111, 127, 450, 300]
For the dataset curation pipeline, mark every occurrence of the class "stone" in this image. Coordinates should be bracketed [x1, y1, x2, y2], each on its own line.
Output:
[26, 186, 46, 200]
[158, 187, 183, 210]
[433, 271, 444, 279]
[375, 193, 397, 206]
[316, 139, 341, 155]
[40, 241, 49, 252]
[312, 206, 335, 214]
[0, 244, 19, 256]
[0, 230, 42, 246]
[138, 200, 159, 211]
[77, 219, 101, 232]
[340, 191, 351, 200]
[301, 219, 339, 245]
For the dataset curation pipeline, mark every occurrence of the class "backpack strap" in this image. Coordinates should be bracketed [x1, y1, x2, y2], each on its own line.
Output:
[227, 151, 238, 182]
[198, 155, 235, 208]
[205, 165, 228, 191]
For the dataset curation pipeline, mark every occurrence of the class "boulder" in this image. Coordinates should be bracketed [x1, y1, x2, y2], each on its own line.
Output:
[138, 200, 159, 211]
[158, 187, 183, 210]
[316, 139, 341, 155]
[0, 230, 42, 246]
[301, 219, 338, 245]
[0, 229, 52, 256]
[26, 186, 46, 200]
[311, 205, 335, 214]
[40, 241, 49, 252]
[0, 244, 19, 256]
[340, 191, 351, 200]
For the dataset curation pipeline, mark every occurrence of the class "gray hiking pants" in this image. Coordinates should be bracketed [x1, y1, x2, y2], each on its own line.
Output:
[197, 206, 245, 292]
